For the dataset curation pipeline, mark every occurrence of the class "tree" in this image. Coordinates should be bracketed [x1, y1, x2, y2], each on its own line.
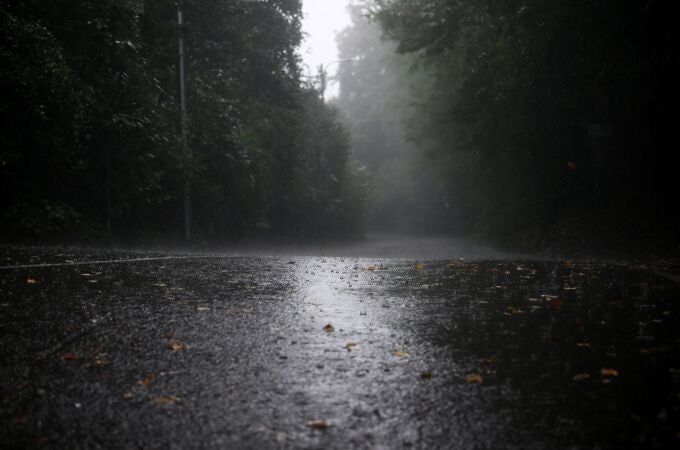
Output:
[372, 0, 679, 252]
[0, 0, 364, 243]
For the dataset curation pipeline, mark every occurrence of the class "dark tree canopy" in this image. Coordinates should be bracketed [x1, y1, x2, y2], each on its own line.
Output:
[334, 0, 678, 254]
[0, 0, 364, 243]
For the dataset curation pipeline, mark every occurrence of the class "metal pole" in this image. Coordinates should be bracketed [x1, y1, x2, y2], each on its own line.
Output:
[319, 59, 356, 103]
[178, 7, 192, 242]
[318, 64, 326, 103]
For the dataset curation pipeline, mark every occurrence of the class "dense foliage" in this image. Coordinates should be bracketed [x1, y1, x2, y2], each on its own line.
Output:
[0, 0, 363, 243]
[337, 0, 678, 253]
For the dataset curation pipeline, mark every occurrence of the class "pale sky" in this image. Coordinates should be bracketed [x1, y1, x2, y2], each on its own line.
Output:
[301, 0, 352, 97]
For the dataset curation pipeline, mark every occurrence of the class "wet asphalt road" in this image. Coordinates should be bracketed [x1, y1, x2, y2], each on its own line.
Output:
[1, 244, 680, 449]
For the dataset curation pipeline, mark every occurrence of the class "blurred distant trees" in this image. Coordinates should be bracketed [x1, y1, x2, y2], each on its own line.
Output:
[335, 3, 448, 232]
[338, 0, 678, 252]
[0, 0, 363, 242]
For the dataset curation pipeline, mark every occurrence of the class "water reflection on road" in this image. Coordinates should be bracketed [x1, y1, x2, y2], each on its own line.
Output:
[282, 258, 680, 448]
[1, 250, 679, 449]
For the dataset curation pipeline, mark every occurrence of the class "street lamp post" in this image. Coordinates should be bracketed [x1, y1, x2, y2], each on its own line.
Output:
[317, 58, 356, 103]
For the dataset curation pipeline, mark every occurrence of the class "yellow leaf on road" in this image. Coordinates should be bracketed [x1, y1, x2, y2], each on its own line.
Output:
[168, 339, 184, 350]
[323, 324, 335, 332]
[61, 352, 77, 362]
[392, 350, 410, 357]
[506, 306, 524, 315]
[465, 373, 484, 384]
[572, 373, 591, 381]
[138, 373, 156, 386]
[26, 277, 37, 284]
[415, 262, 425, 270]
[306, 419, 330, 429]
[155, 396, 179, 404]
[600, 368, 619, 377]
[344, 342, 358, 351]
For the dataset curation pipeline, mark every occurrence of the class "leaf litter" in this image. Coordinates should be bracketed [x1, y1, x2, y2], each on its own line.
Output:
[155, 396, 180, 405]
[168, 339, 184, 350]
[465, 373, 484, 384]
[139, 373, 156, 386]
[306, 419, 330, 429]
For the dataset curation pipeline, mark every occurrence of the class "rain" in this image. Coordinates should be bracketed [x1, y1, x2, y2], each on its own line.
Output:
[1, 1, 678, 448]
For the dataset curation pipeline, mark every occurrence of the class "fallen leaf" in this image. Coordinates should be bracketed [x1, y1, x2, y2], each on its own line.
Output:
[138, 373, 156, 386]
[26, 277, 37, 284]
[62, 352, 77, 362]
[306, 419, 330, 429]
[572, 373, 591, 381]
[155, 395, 179, 404]
[415, 262, 425, 270]
[323, 324, 335, 333]
[196, 306, 210, 312]
[465, 373, 484, 384]
[366, 265, 377, 271]
[506, 306, 524, 315]
[344, 342, 358, 351]
[420, 370, 432, 379]
[600, 368, 619, 377]
[168, 339, 183, 351]
[392, 350, 410, 357]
